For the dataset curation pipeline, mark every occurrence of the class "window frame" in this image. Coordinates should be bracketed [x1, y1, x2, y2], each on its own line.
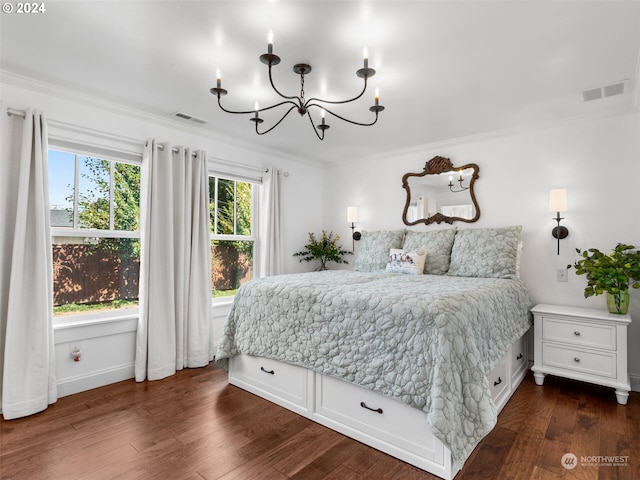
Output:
[208, 173, 259, 298]
[48, 143, 142, 320]
[49, 147, 142, 241]
[209, 175, 257, 243]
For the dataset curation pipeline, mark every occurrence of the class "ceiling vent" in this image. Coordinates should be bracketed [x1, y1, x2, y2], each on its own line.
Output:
[173, 111, 207, 124]
[581, 80, 628, 102]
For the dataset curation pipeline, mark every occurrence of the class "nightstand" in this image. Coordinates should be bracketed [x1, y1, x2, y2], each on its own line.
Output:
[531, 303, 631, 405]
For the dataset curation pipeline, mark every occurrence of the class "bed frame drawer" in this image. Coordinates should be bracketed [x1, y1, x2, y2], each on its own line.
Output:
[314, 373, 446, 464]
[488, 354, 509, 406]
[229, 355, 312, 414]
[510, 335, 528, 385]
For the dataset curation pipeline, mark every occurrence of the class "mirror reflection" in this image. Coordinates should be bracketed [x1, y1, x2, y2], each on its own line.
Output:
[402, 156, 480, 225]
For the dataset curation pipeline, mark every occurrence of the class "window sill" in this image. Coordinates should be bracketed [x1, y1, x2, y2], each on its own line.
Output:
[212, 297, 234, 308]
[53, 307, 139, 330]
[52, 299, 234, 330]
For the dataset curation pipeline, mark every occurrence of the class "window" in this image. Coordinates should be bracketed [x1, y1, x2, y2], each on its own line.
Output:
[209, 176, 255, 298]
[49, 148, 141, 316]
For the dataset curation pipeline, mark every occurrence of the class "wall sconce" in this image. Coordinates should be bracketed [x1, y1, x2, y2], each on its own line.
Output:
[549, 188, 568, 255]
[347, 206, 361, 251]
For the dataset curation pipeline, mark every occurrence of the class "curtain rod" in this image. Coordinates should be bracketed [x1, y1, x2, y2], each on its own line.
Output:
[154, 143, 198, 157]
[8, 108, 267, 175]
[7, 108, 26, 118]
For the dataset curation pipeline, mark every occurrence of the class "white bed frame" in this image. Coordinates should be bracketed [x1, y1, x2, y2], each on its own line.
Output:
[228, 330, 530, 480]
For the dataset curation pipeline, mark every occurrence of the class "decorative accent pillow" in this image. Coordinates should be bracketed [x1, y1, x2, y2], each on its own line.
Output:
[401, 228, 457, 275]
[385, 249, 427, 275]
[447, 225, 522, 278]
[354, 230, 406, 272]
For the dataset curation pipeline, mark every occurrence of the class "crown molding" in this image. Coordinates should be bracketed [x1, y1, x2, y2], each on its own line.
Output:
[1, 70, 324, 169]
[324, 104, 639, 170]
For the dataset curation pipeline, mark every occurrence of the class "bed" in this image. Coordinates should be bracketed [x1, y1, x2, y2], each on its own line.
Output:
[216, 226, 532, 479]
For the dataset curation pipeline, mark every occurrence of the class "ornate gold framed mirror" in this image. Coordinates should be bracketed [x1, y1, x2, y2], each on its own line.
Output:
[402, 156, 480, 226]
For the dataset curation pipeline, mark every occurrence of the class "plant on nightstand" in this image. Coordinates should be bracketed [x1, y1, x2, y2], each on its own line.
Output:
[571, 243, 640, 314]
[294, 230, 352, 271]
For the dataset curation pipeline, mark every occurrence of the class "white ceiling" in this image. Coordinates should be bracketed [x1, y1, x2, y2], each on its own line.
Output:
[2, 1, 639, 165]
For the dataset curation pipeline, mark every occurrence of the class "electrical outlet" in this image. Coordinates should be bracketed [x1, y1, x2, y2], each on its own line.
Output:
[557, 269, 568, 282]
[69, 343, 82, 362]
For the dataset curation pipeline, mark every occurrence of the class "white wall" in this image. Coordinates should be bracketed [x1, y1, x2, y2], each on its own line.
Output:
[323, 112, 640, 388]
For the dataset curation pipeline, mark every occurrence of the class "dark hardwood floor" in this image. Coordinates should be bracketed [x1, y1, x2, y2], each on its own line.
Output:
[1, 363, 638, 480]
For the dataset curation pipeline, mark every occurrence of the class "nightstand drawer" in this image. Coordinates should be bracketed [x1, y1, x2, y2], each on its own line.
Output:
[542, 344, 616, 378]
[542, 317, 616, 350]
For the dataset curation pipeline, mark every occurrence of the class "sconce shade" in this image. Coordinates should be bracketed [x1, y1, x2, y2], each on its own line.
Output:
[549, 189, 568, 212]
[347, 207, 358, 223]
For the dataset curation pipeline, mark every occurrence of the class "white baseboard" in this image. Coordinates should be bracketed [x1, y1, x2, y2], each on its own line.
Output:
[630, 373, 640, 393]
[57, 363, 135, 398]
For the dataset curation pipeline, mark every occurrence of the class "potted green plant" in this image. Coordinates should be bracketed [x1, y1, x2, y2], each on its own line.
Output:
[293, 230, 352, 271]
[572, 243, 640, 314]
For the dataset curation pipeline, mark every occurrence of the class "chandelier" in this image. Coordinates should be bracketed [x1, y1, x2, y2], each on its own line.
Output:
[209, 32, 385, 140]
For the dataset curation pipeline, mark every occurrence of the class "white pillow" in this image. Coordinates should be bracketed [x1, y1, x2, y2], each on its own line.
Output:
[385, 249, 427, 275]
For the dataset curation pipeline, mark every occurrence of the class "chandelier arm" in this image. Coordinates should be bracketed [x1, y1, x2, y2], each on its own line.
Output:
[217, 95, 297, 115]
[308, 104, 379, 127]
[255, 105, 298, 135]
[267, 64, 301, 102]
[305, 76, 368, 107]
[305, 109, 325, 141]
[257, 100, 299, 113]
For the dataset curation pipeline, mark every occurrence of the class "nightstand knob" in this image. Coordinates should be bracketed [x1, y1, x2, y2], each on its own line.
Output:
[573, 357, 581, 363]
[574, 331, 581, 336]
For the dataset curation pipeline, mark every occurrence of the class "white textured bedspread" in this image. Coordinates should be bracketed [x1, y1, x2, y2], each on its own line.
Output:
[215, 270, 531, 469]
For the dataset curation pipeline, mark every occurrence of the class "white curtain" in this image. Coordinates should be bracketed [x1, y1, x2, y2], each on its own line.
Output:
[258, 168, 283, 277]
[135, 140, 213, 382]
[0, 109, 57, 419]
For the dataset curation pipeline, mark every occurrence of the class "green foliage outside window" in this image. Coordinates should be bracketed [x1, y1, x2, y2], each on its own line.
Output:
[209, 177, 253, 259]
[70, 157, 141, 259]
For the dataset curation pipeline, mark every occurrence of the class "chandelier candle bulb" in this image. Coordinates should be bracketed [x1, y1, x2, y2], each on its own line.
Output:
[363, 47, 368, 69]
[216, 68, 221, 89]
[268, 30, 274, 55]
[375, 88, 379, 106]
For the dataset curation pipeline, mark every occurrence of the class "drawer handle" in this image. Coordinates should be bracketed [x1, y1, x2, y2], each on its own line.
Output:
[260, 366, 275, 375]
[516, 353, 523, 360]
[493, 377, 502, 387]
[573, 357, 581, 363]
[574, 331, 581, 336]
[360, 401, 383, 414]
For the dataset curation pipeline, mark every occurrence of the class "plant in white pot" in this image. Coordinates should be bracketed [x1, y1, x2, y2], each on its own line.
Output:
[572, 243, 640, 314]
